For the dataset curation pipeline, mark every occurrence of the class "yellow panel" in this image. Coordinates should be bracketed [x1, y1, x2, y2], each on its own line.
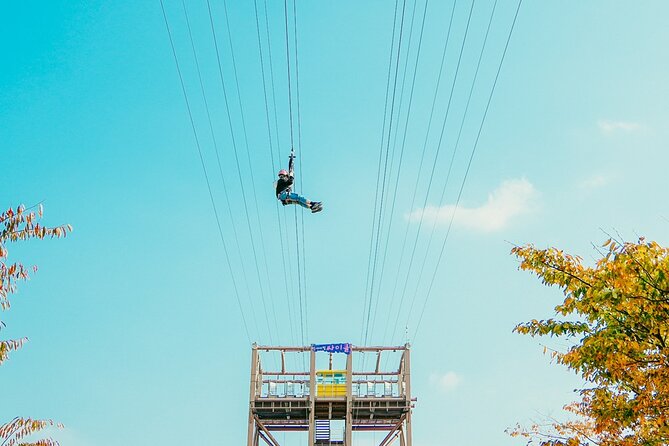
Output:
[317, 384, 347, 397]
[316, 370, 348, 396]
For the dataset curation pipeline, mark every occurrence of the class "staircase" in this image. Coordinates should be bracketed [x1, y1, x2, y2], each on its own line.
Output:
[315, 420, 330, 444]
[314, 419, 345, 445]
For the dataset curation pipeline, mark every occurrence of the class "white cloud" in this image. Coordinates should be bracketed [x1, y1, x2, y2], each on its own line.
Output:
[430, 371, 462, 392]
[406, 178, 538, 232]
[578, 173, 612, 190]
[598, 119, 641, 134]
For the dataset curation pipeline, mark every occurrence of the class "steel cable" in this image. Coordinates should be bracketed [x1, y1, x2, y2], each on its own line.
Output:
[159, 0, 251, 342]
[413, 0, 524, 342]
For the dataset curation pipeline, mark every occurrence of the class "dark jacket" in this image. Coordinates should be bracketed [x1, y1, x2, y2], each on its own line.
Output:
[276, 175, 294, 197]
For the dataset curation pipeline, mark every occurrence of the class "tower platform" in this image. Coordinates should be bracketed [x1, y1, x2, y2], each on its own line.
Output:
[247, 344, 414, 446]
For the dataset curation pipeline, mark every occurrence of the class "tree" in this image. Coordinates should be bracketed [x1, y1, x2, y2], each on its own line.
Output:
[508, 237, 669, 446]
[1, 204, 71, 446]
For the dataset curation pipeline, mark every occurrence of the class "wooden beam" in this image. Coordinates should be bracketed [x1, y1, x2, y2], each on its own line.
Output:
[262, 371, 400, 376]
[352, 346, 406, 352]
[377, 415, 405, 446]
[256, 345, 311, 352]
[345, 352, 353, 446]
[308, 349, 316, 446]
[403, 344, 412, 446]
[248, 344, 259, 446]
[257, 433, 271, 446]
[255, 345, 407, 352]
[253, 416, 281, 446]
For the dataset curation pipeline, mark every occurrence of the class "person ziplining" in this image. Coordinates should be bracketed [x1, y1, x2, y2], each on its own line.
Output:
[275, 148, 323, 213]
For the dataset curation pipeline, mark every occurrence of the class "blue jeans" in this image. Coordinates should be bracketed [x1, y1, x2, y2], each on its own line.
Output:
[278, 191, 309, 209]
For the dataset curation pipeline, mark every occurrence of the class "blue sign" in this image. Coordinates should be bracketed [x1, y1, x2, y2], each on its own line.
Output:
[311, 343, 352, 355]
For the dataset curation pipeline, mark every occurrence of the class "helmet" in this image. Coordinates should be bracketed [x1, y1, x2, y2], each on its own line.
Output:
[278, 169, 288, 177]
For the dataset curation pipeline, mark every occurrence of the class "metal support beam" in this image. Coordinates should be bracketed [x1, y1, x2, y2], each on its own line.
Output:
[345, 351, 353, 446]
[308, 349, 316, 446]
[377, 415, 406, 446]
[258, 432, 273, 446]
[254, 416, 282, 446]
[385, 433, 400, 446]
[403, 344, 412, 446]
[248, 344, 259, 446]
[255, 345, 406, 352]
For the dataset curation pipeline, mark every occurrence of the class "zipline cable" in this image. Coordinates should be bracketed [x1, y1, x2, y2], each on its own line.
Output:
[262, 0, 300, 342]
[369, 0, 426, 344]
[370, 0, 417, 344]
[378, 0, 430, 343]
[390, 0, 477, 341]
[384, 0, 459, 344]
[265, 0, 288, 181]
[292, 0, 309, 343]
[389, 0, 475, 344]
[159, 0, 251, 343]
[206, 0, 277, 344]
[405, 0, 499, 328]
[413, 0, 524, 342]
[283, 0, 305, 347]
[181, 0, 261, 339]
[220, 0, 281, 341]
[253, 0, 296, 347]
[283, 0, 296, 148]
[364, 0, 408, 348]
[360, 0, 401, 347]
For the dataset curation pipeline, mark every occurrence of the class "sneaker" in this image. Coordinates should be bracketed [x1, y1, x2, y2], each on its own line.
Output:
[311, 202, 323, 213]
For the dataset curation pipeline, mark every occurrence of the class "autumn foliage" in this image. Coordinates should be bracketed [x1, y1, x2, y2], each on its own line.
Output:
[509, 238, 669, 445]
[1, 204, 71, 445]
[0, 418, 63, 446]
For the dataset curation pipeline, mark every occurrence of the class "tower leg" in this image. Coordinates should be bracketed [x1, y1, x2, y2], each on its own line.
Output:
[399, 427, 406, 446]
[405, 411, 412, 446]
[248, 345, 259, 446]
[345, 351, 353, 446]
[308, 349, 316, 445]
[247, 410, 256, 446]
[404, 345, 412, 446]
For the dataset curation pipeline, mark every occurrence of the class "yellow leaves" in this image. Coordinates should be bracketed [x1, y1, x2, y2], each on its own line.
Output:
[0, 337, 28, 365]
[0, 417, 62, 446]
[506, 415, 596, 446]
[511, 237, 669, 445]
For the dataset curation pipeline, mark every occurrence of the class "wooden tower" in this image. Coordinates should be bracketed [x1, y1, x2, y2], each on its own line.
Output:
[247, 343, 414, 446]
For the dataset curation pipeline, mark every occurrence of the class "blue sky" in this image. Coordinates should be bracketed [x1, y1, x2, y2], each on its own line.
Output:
[2, 1, 669, 445]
